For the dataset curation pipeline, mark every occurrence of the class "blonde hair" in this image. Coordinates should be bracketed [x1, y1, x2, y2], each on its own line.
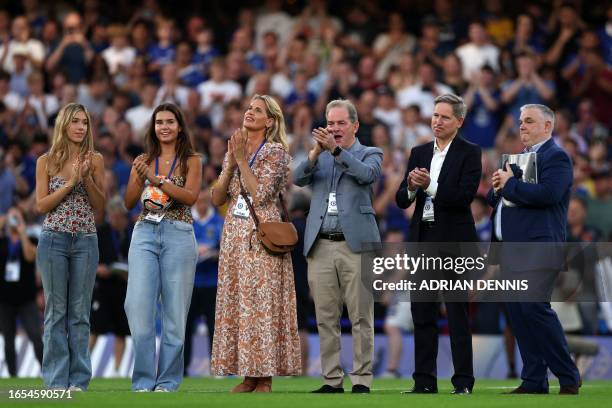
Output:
[47, 103, 94, 175]
[252, 94, 288, 149]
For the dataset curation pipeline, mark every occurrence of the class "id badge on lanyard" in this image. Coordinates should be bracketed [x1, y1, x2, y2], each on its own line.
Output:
[231, 139, 266, 219]
[422, 196, 435, 222]
[144, 156, 178, 223]
[5, 241, 21, 282]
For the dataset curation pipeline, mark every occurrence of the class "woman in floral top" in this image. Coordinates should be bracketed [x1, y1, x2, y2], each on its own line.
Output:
[35, 103, 106, 391]
[123, 103, 201, 392]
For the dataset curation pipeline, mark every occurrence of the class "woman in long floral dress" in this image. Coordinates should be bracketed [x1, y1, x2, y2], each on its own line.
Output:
[211, 94, 301, 392]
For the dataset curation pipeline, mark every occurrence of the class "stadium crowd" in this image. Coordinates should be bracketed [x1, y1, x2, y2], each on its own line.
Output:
[0, 0, 610, 378]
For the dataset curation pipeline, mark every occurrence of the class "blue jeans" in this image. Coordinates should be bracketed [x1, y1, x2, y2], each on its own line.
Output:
[37, 230, 98, 389]
[124, 219, 197, 391]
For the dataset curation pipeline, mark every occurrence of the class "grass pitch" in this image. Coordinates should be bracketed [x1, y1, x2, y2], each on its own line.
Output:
[0, 377, 609, 407]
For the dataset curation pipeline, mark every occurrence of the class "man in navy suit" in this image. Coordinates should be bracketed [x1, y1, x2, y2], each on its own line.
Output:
[488, 104, 581, 395]
[396, 94, 481, 394]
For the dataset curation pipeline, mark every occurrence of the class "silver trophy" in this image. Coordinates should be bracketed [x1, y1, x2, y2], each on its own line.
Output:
[501, 152, 538, 207]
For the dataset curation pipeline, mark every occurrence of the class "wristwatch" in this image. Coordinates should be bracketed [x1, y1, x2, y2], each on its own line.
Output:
[332, 146, 342, 157]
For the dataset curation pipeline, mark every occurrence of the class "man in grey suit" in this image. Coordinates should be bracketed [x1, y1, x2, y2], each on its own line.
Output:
[293, 99, 383, 394]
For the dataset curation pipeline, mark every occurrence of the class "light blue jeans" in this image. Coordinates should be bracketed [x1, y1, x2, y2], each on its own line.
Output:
[124, 219, 197, 391]
[37, 229, 99, 390]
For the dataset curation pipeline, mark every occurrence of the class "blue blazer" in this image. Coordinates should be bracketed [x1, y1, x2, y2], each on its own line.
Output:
[487, 138, 573, 270]
[293, 139, 383, 256]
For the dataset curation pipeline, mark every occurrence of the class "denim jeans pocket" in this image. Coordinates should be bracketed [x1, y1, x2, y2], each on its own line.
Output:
[172, 221, 193, 232]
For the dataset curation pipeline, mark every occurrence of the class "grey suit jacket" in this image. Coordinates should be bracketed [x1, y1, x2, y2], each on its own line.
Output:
[293, 139, 383, 256]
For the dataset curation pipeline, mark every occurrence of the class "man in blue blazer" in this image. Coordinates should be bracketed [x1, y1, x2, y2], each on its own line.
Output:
[293, 99, 383, 394]
[488, 104, 581, 395]
[396, 94, 481, 395]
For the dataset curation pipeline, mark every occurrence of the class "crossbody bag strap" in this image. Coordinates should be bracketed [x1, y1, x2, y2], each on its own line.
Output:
[237, 169, 291, 225]
[237, 169, 261, 228]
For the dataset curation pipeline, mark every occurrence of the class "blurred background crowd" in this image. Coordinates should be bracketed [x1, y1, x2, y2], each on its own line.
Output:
[0, 0, 610, 377]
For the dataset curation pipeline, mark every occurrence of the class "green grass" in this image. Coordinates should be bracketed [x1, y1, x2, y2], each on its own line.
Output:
[0, 377, 609, 407]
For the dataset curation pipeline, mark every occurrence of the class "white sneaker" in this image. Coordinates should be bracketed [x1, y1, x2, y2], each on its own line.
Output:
[134, 389, 150, 392]
[154, 387, 170, 392]
[68, 386, 83, 392]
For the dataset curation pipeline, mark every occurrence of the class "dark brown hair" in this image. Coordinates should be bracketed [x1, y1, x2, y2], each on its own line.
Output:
[143, 103, 196, 177]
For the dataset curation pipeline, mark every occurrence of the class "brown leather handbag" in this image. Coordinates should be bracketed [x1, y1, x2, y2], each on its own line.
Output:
[238, 177, 298, 256]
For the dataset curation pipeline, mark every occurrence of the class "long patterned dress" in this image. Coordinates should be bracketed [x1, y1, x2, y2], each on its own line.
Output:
[211, 142, 301, 377]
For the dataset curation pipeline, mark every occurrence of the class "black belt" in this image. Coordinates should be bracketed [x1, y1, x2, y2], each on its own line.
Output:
[319, 232, 345, 241]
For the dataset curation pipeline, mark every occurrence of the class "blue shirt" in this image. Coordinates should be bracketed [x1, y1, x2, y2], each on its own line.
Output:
[147, 43, 175, 66]
[193, 208, 224, 288]
[463, 90, 501, 148]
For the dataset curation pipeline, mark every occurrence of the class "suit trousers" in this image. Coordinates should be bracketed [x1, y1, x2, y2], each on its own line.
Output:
[411, 223, 474, 389]
[307, 239, 374, 387]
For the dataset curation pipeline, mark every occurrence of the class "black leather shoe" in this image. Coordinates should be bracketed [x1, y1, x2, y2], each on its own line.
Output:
[451, 387, 472, 394]
[504, 386, 548, 394]
[312, 385, 344, 393]
[559, 384, 580, 395]
[352, 385, 370, 394]
[402, 386, 438, 394]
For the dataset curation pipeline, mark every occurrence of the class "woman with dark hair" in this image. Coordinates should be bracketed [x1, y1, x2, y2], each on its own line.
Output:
[123, 103, 201, 392]
[35, 102, 106, 390]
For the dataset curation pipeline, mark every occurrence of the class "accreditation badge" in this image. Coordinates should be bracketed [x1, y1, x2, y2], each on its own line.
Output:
[233, 195, 251, 219]
[422, 196, 435, 222]
[327, 192, 338, 215]
[5, 261, 20, 282]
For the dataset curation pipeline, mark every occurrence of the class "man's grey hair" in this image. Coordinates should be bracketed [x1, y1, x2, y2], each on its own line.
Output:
[325, 99, 359, 123]
[520, 104, 555, 128]
[434, 93, 467, 119]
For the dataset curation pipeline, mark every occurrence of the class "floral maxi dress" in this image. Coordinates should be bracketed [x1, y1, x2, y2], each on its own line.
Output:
[211, 142, 301, 376]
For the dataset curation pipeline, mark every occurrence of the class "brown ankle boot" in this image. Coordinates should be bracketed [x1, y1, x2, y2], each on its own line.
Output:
[230, 377, 257, 393]
[254, 377, 272, 393]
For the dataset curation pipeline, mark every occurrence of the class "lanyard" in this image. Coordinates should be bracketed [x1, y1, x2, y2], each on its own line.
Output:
[155, 156, 178, 178]
[248, 139, 267, 168]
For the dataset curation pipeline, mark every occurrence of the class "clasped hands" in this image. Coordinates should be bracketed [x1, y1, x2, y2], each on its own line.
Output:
[226, 128, 249, 170]
[68, 152, 93, 188]
[133, 155, 163, 186]
[407, 168, 431, 191]
[308, 127, 337, 161]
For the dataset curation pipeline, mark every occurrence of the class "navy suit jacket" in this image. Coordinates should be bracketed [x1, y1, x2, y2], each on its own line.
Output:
[487, 138, 573, 271]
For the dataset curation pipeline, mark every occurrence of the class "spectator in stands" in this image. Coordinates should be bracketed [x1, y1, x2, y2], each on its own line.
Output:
[501, 51, 554, 125]
[456, 20, 500, 80]
[184, 188, 223, 376]
[89, 196, 132, 377]
[0, 15, 44, 73]
[441, 53, 467, 95]
[175, 41, 206, 89]
[197, 57, 242, 128]
[102, 24, 136, 77]
[147, 19, 176, 76]
[462, 64, 501, 150]
[393, 104, 433, 153]
[397, 61, 453, 120]
[46, 12, 94, 84]
[0, 206, 43, 377]
[155, 63, 190, 109]
[373, 12, 416, 81]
